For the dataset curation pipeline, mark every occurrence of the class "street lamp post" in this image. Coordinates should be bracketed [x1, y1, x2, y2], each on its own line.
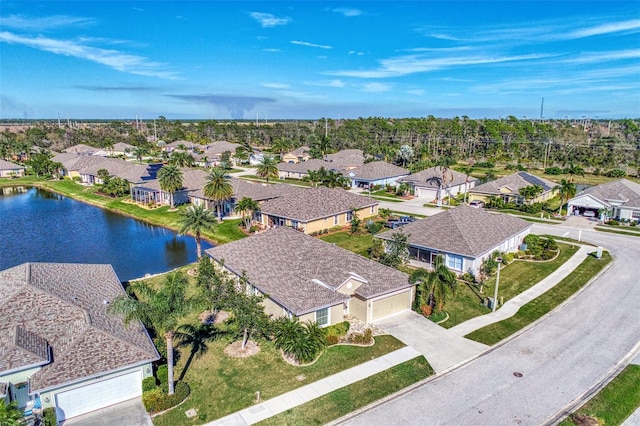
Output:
[492, 257, 502, 313]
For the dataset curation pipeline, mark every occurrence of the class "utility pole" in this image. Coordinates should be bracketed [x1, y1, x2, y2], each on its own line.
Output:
[540, 97, 544, 120]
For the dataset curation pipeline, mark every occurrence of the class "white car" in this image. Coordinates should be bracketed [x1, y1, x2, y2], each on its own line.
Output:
[583, 210, 596, 217]
[469, 200, 485, 208]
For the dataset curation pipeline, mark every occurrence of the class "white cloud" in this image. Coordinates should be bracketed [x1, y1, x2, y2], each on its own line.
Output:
[249, 12, 290, 28]
[0, 14, 95, 31]
[332, 8, 362, 17]
[262, 48, 281, 52]
[291, 40, 332, 49]
[0, 31, 180, 80]
[562, 49, 640, 64]
[362, 82, 392, 92]
[407, 89, 425, 96]
[304, 79, 346, 88]
[262, 83, 290, 89]
[564, 19, 640, 39]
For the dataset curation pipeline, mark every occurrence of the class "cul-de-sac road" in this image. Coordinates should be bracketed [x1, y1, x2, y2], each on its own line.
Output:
[335, 223, 640, 425]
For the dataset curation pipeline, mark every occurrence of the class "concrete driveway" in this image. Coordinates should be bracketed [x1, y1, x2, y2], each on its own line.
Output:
[374, 310, 489, 373]
[61, 398, 152, 426]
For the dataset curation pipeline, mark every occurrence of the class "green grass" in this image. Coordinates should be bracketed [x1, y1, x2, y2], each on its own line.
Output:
[465, 251, 611, 344]
[319, 232, 374, 257]
[0, 175, 42, 187]
[371, 196, 403, 203]
[440, 243, 578, 329]
[258, 356, 434, 426]
[497, 208, 564, 221]
[595, 226, 640, 237]
[370, 189, 403, 199]
[558, 364, 640, 426]
[152, 335, 406, 425]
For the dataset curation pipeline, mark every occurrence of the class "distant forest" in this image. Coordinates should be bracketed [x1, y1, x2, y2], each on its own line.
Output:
[2, 116, 639, 176]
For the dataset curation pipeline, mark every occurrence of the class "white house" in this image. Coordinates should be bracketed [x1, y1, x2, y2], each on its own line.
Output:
[567, 179, 640, 222]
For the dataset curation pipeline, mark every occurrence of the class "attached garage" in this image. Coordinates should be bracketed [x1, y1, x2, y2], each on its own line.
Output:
[372, 290, 412, 321]
[55, 370, 142, 421]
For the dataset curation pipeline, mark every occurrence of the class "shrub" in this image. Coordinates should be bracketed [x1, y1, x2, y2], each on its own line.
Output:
[607, 169, 626, 178]
[142, 376, 158, 392]
[523, 234, 541, 247]
[461, 272, 476, 283]
[156, 364, 168, 385]
[325, 334, 339, 345]
[350, 328, 373, 345]
[43, 407, 57, 426]
[142, 381, 190, 413]
[420, 305, 433, 317]
[273, 317, 327, 363]
[542, 238, 558, 251]
[476, 161, 495, 168]
[608, 219, 620, 226]
[249, 225, 259, 233]
[544, 166, 563, 175]
[325, 321, 350, 338]
[366, 221, 384, 234]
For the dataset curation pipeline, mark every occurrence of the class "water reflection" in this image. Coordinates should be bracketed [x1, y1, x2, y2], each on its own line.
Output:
[0, 187, 213, 280]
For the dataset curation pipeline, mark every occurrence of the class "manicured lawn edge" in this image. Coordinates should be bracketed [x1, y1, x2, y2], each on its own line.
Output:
[595, 226, 640, 237]
[464, 251, 612, 345]
[257, 356, 433, 426]
[558, 364, 640, 426]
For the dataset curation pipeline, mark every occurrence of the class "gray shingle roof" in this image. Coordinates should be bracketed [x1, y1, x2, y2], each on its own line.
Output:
[206, 227, 411, 315]
[400, 167, 476, 188]
[0, 159, 25, 171]
[346, 161, 409, 181]
[189, 177, 303, 201]
[278, 158, 326, 173]
[377, 205, 531, 257]
[470, 171, 557, 196]
[80, 158, 151, 183]
[137, 168, 208, 192]
[52, 153, 110, 171]
[0, 263, 158, 392]
[259, 186, 377, 221]
[62, 144, 99, 155]
[575, 179, 640, 208]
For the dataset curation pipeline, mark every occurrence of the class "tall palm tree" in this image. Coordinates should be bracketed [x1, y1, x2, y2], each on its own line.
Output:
[554, 179, 577, 215]
[204, 167, 233, 221]
[460, 165, 475, 204]
[178, 204, 217, 258]
[157, 164, 183, 209]
[255, 156, 279, 182]
[411, 255, 458, 313]
[108, 272, 193, 395]
[234, 197, 260, 230]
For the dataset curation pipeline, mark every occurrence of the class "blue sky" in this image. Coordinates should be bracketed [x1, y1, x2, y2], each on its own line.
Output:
[1, 1, 639, 120]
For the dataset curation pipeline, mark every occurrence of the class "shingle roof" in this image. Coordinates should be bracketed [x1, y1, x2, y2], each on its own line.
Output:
[0, 263, 158, 392]
[400, 167, 476, 188]
[259, 186, 377, 221]
[377, 205, 531, 258]
[136, 168, 208, 192]
[206, 227, 411, 314]
[0, 159, 25, 171]
[575, 179, 640, 208]
[278, 158, 327, 173]
[52, 153, 110, 171]
[470, 171, 557, 196]
[80, 158, 151, 183]
[63, 144, 99, 155]
[346, 161, 409, 181]
[189, 177, 303, 201]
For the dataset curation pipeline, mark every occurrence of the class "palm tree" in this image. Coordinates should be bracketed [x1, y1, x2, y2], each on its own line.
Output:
[175, 323, 221, 380]
[108, 272, 193, 395]
[157, 164, 183, 209]
[411, 255, 458, 313]
[460, 165, 475, 204]
[204, 167, 233, 221]
[256, 156, 279, 182]
[132, 146, 149, 162]
[518, 184, 543, 205]
[178, 204, 217, 258]
[234, 197, 260, 230]
[565, 163, 585, 182]
[555, 179, 577, 215]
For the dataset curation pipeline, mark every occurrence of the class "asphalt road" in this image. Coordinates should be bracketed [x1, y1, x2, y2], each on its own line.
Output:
[335, 224, 640, 426]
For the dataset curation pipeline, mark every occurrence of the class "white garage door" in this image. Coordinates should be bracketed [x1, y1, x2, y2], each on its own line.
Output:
[55, 370, 142, 421]
[372, 291, 410, 321]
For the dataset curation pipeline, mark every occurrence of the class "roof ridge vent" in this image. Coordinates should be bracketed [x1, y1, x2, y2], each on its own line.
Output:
[311, 278, 334, 291]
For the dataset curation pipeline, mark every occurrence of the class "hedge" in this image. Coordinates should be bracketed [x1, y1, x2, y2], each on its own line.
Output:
[142, 381, 190, 413]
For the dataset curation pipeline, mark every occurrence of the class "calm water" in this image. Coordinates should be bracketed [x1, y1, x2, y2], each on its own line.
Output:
[0, 187, 212, 281]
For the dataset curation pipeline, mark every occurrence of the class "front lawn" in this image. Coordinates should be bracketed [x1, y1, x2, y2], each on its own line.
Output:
[440, 243, 579, 328]
[152, 335, 406, 425]
[258, 356, 433, 425]
[465, 251, 611, 344]
[559, 364, 640, 426]
[319, 232, 374, 257]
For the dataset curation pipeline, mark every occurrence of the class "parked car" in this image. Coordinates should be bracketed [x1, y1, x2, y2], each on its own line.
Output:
[385, 216, 416, 229]
[469, 200, 485, 208]
[583, 210, 596, 217]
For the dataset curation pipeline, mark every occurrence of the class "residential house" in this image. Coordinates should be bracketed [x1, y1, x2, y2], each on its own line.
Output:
[62, 144, 99, 156]
[131, 168, 208, 206]
[0, 159, 25, 178]
[0, 263, 158, 422]
[258, 186, 378, 234]
[277, 149, 366, 180]
[189, 177, 303, 218]
[277, 158, 326, 180]
[282, 146, 311, 163]
[193, 141, 242, 168]
[92, 142, 136, 157]
[399, 167, 477, 201]
[78, 158, 152, 185]
[52, 153, 111, 179]
[345, 161, 409, 189]
[468, 171, 558, 205]
[206, 227, 414, 325]
[376, 205, 531, 275]
[567, 179, 640, 222]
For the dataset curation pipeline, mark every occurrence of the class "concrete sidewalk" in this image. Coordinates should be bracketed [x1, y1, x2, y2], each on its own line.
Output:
[205, 346, 423, 426]
[448, 244, 593, 337]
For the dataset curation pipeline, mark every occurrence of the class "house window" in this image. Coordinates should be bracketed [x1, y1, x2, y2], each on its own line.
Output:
[292, 220, 299, 229]
[446, 254, 463, 271]
[347, 211, 354, 221]
[370, 206, 375, 214]
[334, 215, 339, 225]
[316, 307, 329, 327]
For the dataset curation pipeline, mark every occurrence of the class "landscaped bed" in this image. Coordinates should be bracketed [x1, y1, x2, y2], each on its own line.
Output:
[152, 335, 406, 425]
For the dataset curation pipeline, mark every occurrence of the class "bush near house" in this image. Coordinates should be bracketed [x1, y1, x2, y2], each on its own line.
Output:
[42, 407, 57, 426]
[324, 321, 350, 345]
[142, 381, 190, 413]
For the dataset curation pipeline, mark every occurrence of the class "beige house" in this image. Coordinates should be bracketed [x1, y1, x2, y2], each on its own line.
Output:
[399, 167, 477, 201]
[0, 159, 25, 177]
[468, 171, 558, 205]
[258, 186, 378, 234]
[206, 227, 414, 325]
[282, 146, 311, 163]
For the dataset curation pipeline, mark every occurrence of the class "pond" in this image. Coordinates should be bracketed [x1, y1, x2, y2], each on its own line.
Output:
[0, 186, 212, 281]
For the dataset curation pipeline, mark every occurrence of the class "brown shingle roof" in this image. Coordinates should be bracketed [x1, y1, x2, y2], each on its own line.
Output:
[345, 161, 409, 181]
[400, 167, 476, 188]
[190, 177, 303, 201]
[259, 186, 377, 221]
[80, 158, 151, 183]
[0, 159, 25, 171]
[470, 171, 556, 196]
[206, 227, 411, 315]
[377, 205, 531, 257]
[0, 263, 158, 392]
